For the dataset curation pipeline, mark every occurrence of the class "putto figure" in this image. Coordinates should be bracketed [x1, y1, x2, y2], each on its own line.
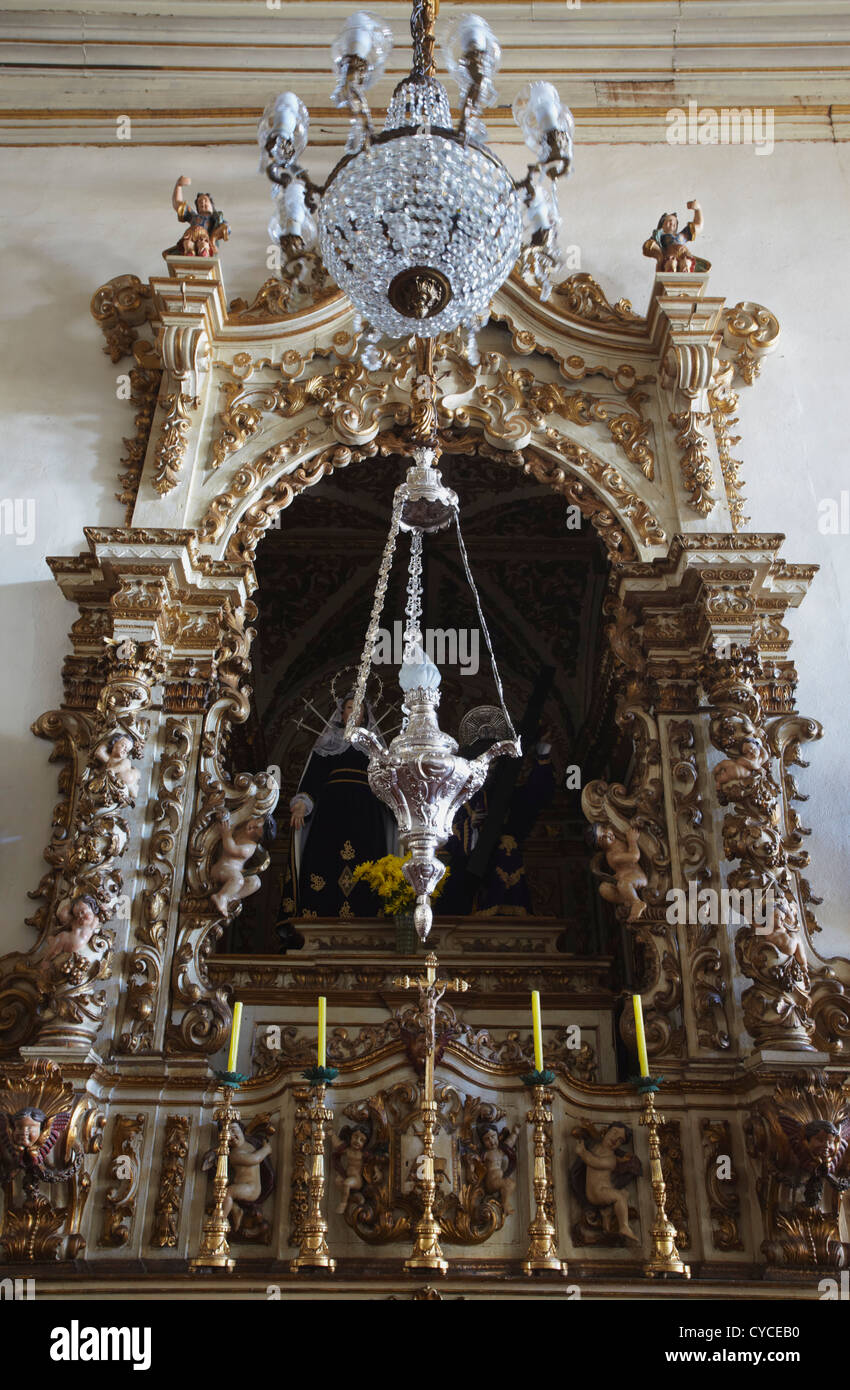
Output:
[93, 731, 141, 801]
[42, 893, 101, 965]
[571, 1120, 643, 1244]
[209, 809, 277, 918]
[586, 822, 648, 923]
[332, 1124, 370, 1213]
[476, 1120, 520, 1216]
[166, 176, 230, 257]
[201, 1120, 274, 1235]
[643, 201, 709, 273]
[713, 733, 769, 794]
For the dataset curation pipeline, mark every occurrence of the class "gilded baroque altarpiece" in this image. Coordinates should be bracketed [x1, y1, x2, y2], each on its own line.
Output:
[1, 252, 848, 1297]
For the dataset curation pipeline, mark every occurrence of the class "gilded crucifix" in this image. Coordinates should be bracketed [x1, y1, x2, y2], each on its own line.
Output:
[394, 951, 468, 1271]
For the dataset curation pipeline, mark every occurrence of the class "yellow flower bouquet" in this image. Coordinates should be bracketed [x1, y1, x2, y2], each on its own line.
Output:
[352, 854, 448, 918]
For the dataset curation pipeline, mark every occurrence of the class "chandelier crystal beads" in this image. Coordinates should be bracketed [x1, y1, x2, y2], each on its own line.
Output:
[259, 4, 574, 346]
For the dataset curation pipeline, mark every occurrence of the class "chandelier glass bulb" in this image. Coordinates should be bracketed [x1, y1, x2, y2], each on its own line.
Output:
[330, 10, 393, 102]
[513, 80, 575, 174]
[444, 12, 501, 107]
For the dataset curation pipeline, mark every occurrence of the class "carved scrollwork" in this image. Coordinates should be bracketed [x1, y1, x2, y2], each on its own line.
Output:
[90, 275, 156, 363]
[709, 367, 749, 531]
[99, 1113, 145, 1247]
[151, 1115, 191, 1247]
[152, 392, 199, 495]
[548, 272, 643, 327]
[722, 302, 780, 385]
[701, 1118, 744, 1251]
[32, 637, 164, 1054]
[666, 719, 730, 1051]
[669, 409, 716, 517]
[168, 599, 278, 1055]
[119, 717, 192, 1054]
[701, 647, 817, 1051]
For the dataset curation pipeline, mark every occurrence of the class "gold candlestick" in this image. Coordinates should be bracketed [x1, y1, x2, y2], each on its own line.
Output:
[395, 952, 468, 1275]
[405, 1096, 447, 1273]
[291, 1067, 338, 1272]
[521, 1071, 566, 1275]
[189, 1071, 245, 1272]
[637, 1079, 690, 1279]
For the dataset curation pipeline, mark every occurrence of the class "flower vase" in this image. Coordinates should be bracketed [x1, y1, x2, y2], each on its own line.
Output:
[393, 910, 418, 955]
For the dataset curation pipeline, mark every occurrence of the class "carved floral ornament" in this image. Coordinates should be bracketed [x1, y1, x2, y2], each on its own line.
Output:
[90, 257, 779, 543]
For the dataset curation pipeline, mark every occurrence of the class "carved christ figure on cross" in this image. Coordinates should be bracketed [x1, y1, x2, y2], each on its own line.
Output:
[394, 952, 468, 1101]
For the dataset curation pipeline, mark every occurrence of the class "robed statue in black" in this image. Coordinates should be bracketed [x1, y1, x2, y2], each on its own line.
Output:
[282, 695, 393, 921]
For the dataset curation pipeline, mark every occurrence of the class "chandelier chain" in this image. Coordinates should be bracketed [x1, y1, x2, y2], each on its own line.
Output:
[404, 529, 424, 657]
[346, 487, 405, 742]
[453, 512, 518, 743]
[410, 0, 438, 79]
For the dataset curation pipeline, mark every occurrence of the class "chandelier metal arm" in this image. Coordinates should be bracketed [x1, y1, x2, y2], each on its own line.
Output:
[337, 56, 376, 140]
[453, 511, 520, 751]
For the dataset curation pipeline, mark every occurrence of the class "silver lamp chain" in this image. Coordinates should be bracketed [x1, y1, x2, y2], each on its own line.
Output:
[403, 528, 424, 656]
[346, 487, 405, 741]
[454, 511, 518, 743]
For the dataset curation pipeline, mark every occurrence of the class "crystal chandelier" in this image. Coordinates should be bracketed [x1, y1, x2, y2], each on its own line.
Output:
[258, 2, 575, 358]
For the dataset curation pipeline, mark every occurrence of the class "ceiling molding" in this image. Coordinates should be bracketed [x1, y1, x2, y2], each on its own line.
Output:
[2, 0, 849, 145]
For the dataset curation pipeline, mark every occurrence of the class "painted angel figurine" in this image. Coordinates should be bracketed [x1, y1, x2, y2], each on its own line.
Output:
[642, 201, 710, 273]
[474, 1120, 520, 1215]
[201, 1120, 274, 1234]
[165, 176, 230, 257]
[571, 1121, 642, 1242]
[586, 822, 648, 922]
[93, 731, 141, 801]
[0, 1107, 79, 1194]
[209, 809, 277, 917]
[42, 893, 101, 967]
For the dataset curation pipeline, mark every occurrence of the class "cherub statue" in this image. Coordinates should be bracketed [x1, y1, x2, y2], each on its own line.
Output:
[42, 893, 101, 966]
[94, 731, 141, 801]
[773, 1112, 850, 1207]
[476, 1121, 520, 1216]
[332, 1124, 369, 1213]
[642, 201, 710, 273]
[165, 176, 230, 257]
[758, 891, 809, 982]
[201, 1120, 274, 1234]
[586, 822, 648, 922]
[713, 735, 770, 794]
[571, 1121, 642, 1243]
[209, 810, 276, 917]
[0, 1105, 78, 1194]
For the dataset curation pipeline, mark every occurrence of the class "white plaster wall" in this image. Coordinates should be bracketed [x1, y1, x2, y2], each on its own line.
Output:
[1, 140, 849, 961]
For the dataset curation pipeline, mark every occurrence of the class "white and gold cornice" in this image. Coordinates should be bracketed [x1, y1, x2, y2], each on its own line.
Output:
[2, 0, 850, 144]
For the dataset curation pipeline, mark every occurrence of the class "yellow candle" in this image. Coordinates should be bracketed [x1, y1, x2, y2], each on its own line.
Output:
[317, 996, 327, 1069]
[531, 990, 544, 1073]
[226, 1001, 242, 1073]
[632, 993, 650, 1078]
